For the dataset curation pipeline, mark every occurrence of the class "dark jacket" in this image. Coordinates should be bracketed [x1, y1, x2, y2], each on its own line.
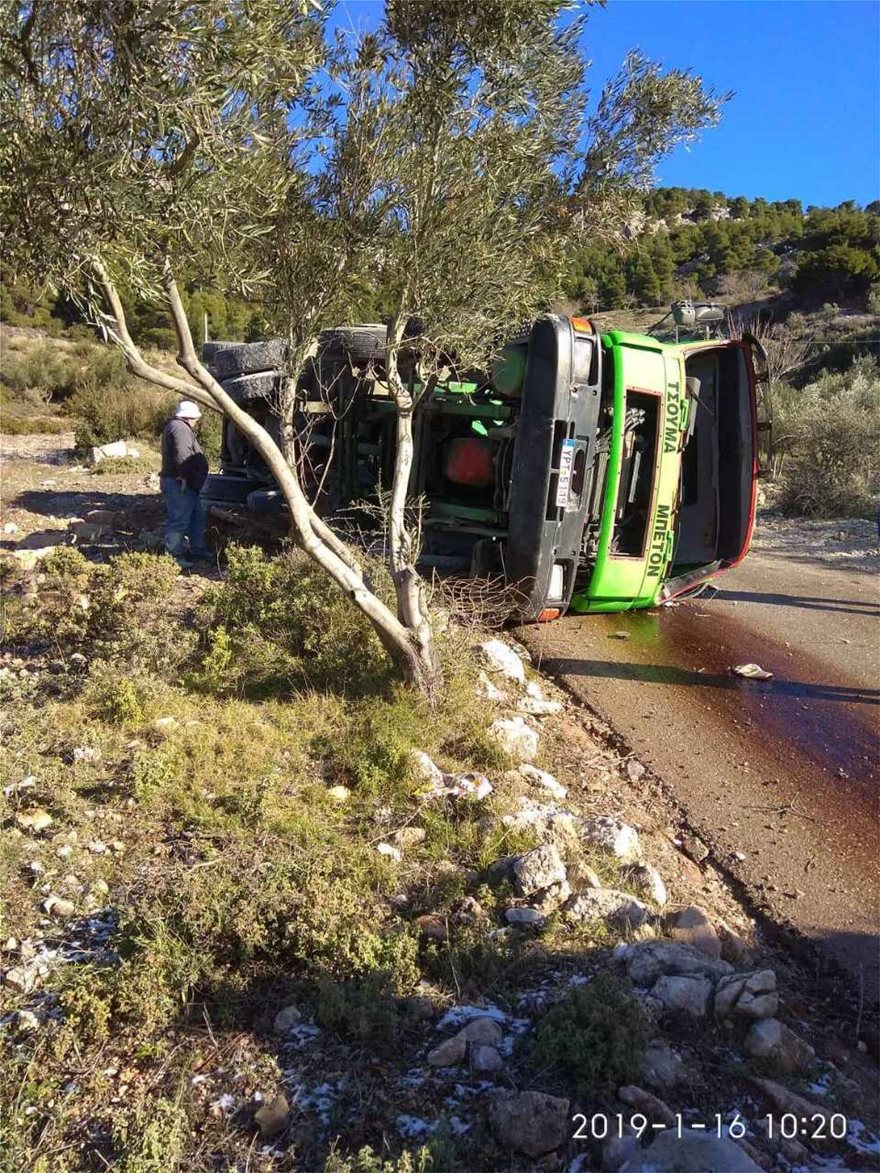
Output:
[160, 418, 209, 491]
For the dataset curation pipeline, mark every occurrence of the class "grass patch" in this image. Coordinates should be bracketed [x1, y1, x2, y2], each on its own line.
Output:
[89, 453, 160, 475]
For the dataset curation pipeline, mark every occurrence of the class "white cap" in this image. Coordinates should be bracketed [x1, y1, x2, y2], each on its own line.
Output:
[175, 400, 202, 420]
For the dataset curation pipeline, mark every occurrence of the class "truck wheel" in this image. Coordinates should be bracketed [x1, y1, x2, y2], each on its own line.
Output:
[212, 340, 288, 379]
[318, 324, 387, 363]
[220, 371, 284, 404]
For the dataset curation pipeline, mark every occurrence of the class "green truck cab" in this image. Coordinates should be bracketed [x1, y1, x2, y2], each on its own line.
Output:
[203, 313, 769, 620]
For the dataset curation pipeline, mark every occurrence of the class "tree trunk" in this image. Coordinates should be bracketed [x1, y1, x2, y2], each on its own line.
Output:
[90, 257, 436, 695]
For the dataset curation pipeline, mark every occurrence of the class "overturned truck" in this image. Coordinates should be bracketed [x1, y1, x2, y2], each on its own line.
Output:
[202, 315, 771, 620]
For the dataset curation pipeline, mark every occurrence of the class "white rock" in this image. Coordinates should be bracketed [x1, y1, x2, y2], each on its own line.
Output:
[42, 894, 76, 919]
[72, 746, 101, 764]
[650, 974, 712, 1018]
[15, 1009, 40, 1032]
[3, 522, 19, 534]
[89, 440, 130, 464]
[411, 750, 444, 786]
[4, 776, 36, 797]
[744, 1018, 815, 1072]
[490, 716, 539, 762]
[714, 970, 778, 1022]
[666, 905, 721, 959]
[518, 764, 567, 800]
[625, 864, 668, 907]
[640, 1039, 684, 1090]
[152, 716, 177, 732]
[489, 1090, 570, 1157]
[512, 844, 567, 897]
[478, 639, 526, 684]
[16, 809, 53, 833]
[504, 906, 545, 927]
[273, 1004, 302, 1034]
[620, 1131, 762, 1172]
[326, 785, 350, 802]
[582, 816, 642, 863]
[459, 1017, 503, 1046]
[376, 842, 402, 863]
[621, 940, 733, 986]
[519, 696, 563, 716]
[471, 1043, 503, 1073]
[427, 1033, 467, 1067]
[477, 671, 508, 702]
[565, 889, 651, 930]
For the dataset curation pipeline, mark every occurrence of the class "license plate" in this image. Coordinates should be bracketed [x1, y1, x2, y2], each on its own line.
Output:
[555, 438, 576, 508]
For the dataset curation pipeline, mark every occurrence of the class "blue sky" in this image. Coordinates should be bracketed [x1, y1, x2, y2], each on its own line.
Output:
[330, 0, 880, 208]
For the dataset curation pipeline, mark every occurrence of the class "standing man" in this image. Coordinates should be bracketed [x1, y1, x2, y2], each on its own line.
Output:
[160, 400, 211, 568]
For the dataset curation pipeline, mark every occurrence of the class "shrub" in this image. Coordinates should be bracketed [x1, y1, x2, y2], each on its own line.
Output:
[776, 358, 879, 517]
[195, 544, 396, 697]
[531, 971, 649, 1097]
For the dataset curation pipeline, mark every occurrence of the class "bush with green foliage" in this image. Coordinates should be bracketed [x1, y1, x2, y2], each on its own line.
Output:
[531, 971, 649, 1097]
[776, 358, 879, 517]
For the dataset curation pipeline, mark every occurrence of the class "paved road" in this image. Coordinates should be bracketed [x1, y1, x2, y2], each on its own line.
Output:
[521, 548, 880, 998]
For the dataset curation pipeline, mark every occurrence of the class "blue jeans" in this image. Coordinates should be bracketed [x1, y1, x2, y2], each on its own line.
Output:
[161, 477, 208, 562]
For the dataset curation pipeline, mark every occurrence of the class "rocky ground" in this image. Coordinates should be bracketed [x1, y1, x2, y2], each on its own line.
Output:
[1, 433, 879, 1171]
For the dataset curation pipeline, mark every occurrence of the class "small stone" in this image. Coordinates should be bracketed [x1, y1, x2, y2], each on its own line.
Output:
[411, 750, 444, 786]
[415, 914, 448, 942]
[625, 760, 646, 782]
[504, 906, 545, 927]
[489, 716, 539, 762]
[15, 1009, 40, 1032]
[471, 1043, 503, 1073]
[716, 921, 752, 967]
[478, 639, 526, 684]
[43, 894, 76, 919]
[152, 716, 177, 733]
[393, 826, 426, 851]
[565, 889, 650, 930]
[744, 1018, 816, 1073]
[69, 653, 87, 670]
[489, 1090, 570, 1157]
[666, 905, 721, 959]
[90, 879, 110, 897]
[518, 764, 567, 800]
[3, 521, 19, 534]
[88, 840, 108, 855]
[752, 1077, 833, 1131]
[650, 973, 712, 1018]
[714, 970, 778, 1022]
[326, 785, 350, 802]
[610, 630, 630, 640]
[640, 1039, 684, 1090]
[4, 966, 35, 993]
[272, 1004, 302, 1034]
[72, 746, 101, 764]
[16, 809, 53, 833]
[56, 844, 74, 859]
[620, 1131, 762, 1172]
[617, 1085, 674, 1127]
[624, 864, 668, 907]
[427, 1033, 467, 1067]
[680, 832, 709, 864]
[459, 1017, 504, 1046]
[532, 879, 572, 915]
[477, 671, 508, 702]
[376, 842, 402, 862]
[254, 1092, 290, 1138]
[512, 844, 567, 897]
[519, 696, 563, 716]
[582, 816, 642, 863]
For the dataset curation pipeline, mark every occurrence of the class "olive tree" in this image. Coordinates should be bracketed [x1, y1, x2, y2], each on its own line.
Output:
[1, 0, 727, 697]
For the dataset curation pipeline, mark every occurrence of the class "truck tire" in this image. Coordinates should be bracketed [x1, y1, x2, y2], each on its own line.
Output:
[318, 324, 387, 363]
[220, 371, 284, 404]
[212, 340, 288, 379]
[201, 341, 240, 365]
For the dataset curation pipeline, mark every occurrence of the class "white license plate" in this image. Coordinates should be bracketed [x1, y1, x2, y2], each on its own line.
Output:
[555, 438, 576, 507]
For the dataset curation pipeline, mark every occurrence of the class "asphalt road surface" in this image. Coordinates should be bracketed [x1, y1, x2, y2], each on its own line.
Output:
[521, 547, 880, 999]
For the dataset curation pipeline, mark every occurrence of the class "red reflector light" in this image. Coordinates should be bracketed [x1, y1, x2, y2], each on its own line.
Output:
[537, 608, 561, 622]
[444, 437, 495, 488]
